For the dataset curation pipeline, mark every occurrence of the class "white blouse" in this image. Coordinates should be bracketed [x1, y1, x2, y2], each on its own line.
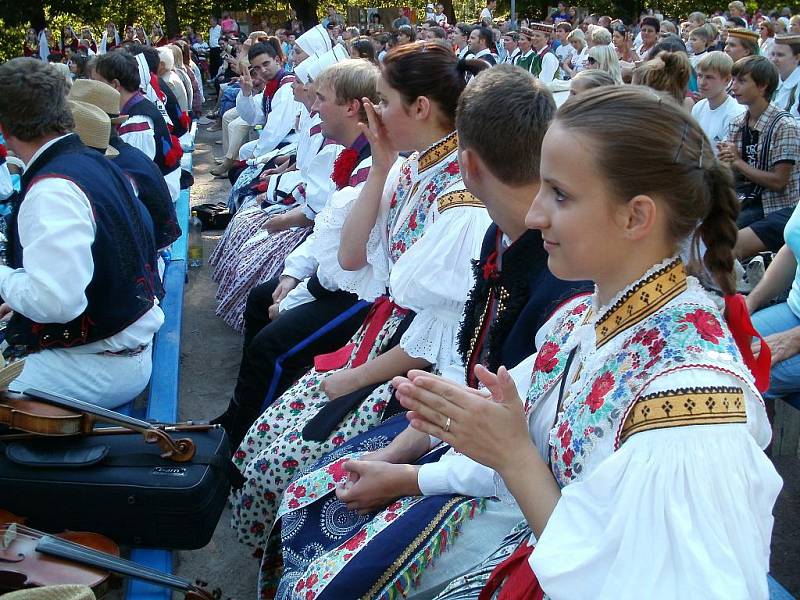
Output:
[418, 267, 780, 599]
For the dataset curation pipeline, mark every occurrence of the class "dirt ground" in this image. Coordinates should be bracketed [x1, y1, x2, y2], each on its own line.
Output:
[166, 113, 800, 600]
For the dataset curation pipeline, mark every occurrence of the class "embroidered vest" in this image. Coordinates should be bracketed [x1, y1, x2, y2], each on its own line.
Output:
[531, 46, 555, 79]
[525, 260, 754, 487]
[386, 131, 464, 262]
[123, 94, 182, 175]
[5, 135, 161, 354]
[261, 70, 295, 117]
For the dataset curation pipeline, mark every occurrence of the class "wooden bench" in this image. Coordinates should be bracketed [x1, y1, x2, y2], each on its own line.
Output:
[126, 149, 192, 600]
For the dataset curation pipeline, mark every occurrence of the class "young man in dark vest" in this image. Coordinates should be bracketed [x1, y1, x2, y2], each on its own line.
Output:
[92, 50, 183, 202]
[469, 26, 497, 67]
[0, 57, 163, 409]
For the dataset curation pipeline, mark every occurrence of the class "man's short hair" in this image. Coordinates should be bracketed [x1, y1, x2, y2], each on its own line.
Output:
[697, 50, 734, 78]
[0, 57, 74, 141]
[475, 26, 494, 48]
[429, 26, 447, 39]
[314, 59, 380, 121]
[640, 16, 661, 31]
[728, 1, 746, 12]
[503, 31, 520, 42]
[732, 55, 780, 98]
[556, 22, 573, 32]
[456, 65, 555, 185]
[94, 50, 141, 92]
[456, 23, 473, 37]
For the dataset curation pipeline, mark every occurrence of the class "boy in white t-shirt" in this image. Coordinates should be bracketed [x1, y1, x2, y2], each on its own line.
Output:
[691, 51, 746, 146]
[687, 25, 713, 68]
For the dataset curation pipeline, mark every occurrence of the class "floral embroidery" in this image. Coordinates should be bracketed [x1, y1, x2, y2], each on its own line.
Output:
[679, 308, 724, 343]
[585, 371, 614, 413]
[534, 341, 559, 373]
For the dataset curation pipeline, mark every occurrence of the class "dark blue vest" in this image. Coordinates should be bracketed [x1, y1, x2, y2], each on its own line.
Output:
[123, 94, 181, 175]
[5, 134, 162, 353]
[109, 135, 181, 249]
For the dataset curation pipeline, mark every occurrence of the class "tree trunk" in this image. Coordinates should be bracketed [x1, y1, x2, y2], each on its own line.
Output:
[162, 0, 180, 37]
[290, 0, 319, 28]
[29, 0, 47, 32]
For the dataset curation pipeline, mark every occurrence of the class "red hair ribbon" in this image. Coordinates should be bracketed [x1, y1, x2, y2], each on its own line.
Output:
[724, 294, 771, 393]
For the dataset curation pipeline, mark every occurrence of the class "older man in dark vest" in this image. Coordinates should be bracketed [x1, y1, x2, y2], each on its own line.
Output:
[0, 57, 163, 408]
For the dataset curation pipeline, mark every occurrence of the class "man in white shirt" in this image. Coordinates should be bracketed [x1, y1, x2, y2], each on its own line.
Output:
[480, 0, 496, 27]
[502, 32, 521, 64]
[453, 23, 474, 60]
[771, 34, 800, 119]
[0, 58, 164, 409]
[209, 16, 223, 79]
[692, 51, 746, 145]
[469, 26, 497, 66]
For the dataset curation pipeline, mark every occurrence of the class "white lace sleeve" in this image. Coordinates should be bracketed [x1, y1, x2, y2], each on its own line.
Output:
[391, 203, 492, 369]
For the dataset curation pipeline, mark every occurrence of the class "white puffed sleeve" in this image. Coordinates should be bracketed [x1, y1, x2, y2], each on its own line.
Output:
[390, 201, 492, 369]
[300, 142, 342, 219]
[313, 158, 402, 302]
[235, 90, 265, 126]
[531, 370, 782, 600]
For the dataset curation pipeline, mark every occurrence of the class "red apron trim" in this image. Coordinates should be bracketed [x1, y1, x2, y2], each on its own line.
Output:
[117, 122, 152, 135]
[723, 294, 771, 392]
[314, 296, 407, 372]
[479, 540, 543, 600]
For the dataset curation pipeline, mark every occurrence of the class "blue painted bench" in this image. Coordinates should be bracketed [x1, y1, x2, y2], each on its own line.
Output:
[126, 149, 193, 600]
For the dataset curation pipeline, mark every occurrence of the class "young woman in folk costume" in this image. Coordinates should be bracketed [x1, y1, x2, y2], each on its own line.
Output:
[209, 28, 334, 258]
[23, 28, 39, 58]
[229, 43, 490, 597]
[99, 22, 120, 54]
[390, 86, 781, 600]
[271, 66, 593, 600]
[209, 51, 347, 332]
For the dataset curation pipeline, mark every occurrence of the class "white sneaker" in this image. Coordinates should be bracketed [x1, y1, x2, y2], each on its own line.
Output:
[747, 256, 766, 289]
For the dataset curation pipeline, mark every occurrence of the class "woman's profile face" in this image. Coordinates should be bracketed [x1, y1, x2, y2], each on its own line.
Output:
[526, 122, 630, 284]
[613, 30, 624, 46]
[375, 75, 416, 152]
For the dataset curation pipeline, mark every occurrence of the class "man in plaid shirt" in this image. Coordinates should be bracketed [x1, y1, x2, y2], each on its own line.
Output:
[718, 56, 800, 258]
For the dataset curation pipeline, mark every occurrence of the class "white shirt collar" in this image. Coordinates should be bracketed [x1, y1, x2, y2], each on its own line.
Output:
[24, 133, 76, 174]
[474, 48, 492, 58]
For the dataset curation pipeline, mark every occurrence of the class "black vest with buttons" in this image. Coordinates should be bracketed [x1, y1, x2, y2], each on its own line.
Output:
[4, 135, 161, 353]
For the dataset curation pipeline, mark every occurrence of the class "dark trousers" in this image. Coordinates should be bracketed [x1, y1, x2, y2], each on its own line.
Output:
[221, 277, 371, 448]
[209, 47, 222, 88]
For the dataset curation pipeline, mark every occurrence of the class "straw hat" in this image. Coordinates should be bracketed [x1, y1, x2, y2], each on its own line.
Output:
[0, 585, 96, 600]
[68, 79, 125, 124]
[67, 100, 118, 158]
[775, 33, 800, 47]
[727, 27, 759, 43]
[529, 22, 555, 32]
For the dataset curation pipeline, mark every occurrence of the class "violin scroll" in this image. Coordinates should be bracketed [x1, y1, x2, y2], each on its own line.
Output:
[143, 429, 196, 462]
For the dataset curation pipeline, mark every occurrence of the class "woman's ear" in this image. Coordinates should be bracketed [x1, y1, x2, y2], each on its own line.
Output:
[414, 95, 432, 121]
[621, 194, 658, 241]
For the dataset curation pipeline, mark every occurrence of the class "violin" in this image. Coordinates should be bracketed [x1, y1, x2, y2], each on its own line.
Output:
[0, 388, 196, 462]
[0, 510, 214, 599]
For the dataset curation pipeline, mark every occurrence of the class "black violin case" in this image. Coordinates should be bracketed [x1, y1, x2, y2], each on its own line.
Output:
[0, 424, 235, 549]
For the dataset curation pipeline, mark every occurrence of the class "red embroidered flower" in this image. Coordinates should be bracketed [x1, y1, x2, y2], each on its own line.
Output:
[560, 427, 572, 449]
[585, 371, 614, 413]
[288, 498, 300, 509]
[250, 522, 265, 535]
[640, 328, 660, 347]
[562, 448, 574, 466]
[293, 485, 307, 498]
[282, 458, 299, 469]
[296, 580, 306, 592]
[648, 338, 666, 357]
[534, 341, 559, 373]
[234, 449, 246, 460]
[305, 590, 315, 600]
[332, 434, 345, 446]
[387, 501, 402, 511]
[257, 422, 270, 432]
[342, 529, 367, 551]
[290, 401, 306, 410]
[389, 193, 398, 208]
[327, 459, 349, 482]
[445, 160, 460, 175]
[408, 211, 417, 230]
[680, 309, 724, 343]
[306, 574, 319, 587]
[372, 401, 387, 413]
[385, 512, 399, 522]
[331, 148, 359, 190]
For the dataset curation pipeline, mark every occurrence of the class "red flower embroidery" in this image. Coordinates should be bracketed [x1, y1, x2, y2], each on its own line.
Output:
[445, 160, 460, 175]
[534, 341, 559, 373]
[234, 449, 246, 460]
[389, 193, 398, 208]
[680, 309, 724, 343]
[342, 529, 367, 551]
[562, 448, 574, 466]
[648, 338, 666, 357]
[327, 459, 349, 482]
[305, 590, 315, 600]
[560, 427, 572, 449]
[585, 371, 614, 413]
[288, 498, 300, 509]
[387, 501, 402, 511]
[293, 485, 307, 498]
[296, 580, 305, 592]
[306, 574, 319, 587]
[408, 211, 417, 230]
[257, 422, 270, 432]
[290, 401, 306, 410]
[282, 458, 299, 469]
[385, 512, 398, 522]
[332, 435, 345, 446]
[372, 401, 387, 413]
[640, 328, 660, 347]
[331, 148, 359, 190]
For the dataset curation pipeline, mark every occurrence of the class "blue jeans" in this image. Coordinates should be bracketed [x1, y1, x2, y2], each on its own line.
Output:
[220, 83, 240, 116]
[752, 302, 800, 403]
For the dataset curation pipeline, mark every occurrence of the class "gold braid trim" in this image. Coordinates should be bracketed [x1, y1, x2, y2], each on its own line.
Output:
[418, 131, 459, 172]
[437, 191, 484, 213]
[620, 386, 746, 444]
[363, 497, 464, 599]
[595, 259, 687, 348]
